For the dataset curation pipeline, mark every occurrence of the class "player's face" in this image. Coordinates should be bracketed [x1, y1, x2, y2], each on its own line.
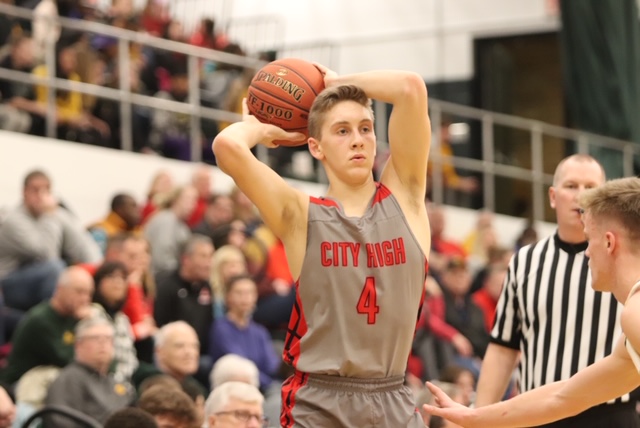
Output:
[550, 159, 604, 235]
[313, 101, 376, 183]
[583, 212, 610, 292]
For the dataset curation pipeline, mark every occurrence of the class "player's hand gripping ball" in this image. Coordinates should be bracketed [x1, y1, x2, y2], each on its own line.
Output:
[247, 58, 325, 147]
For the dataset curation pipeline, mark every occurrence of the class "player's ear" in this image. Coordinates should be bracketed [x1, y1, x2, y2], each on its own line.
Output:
[308, 137, 324, 160]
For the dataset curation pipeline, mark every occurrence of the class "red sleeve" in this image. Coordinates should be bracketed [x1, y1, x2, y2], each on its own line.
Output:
[122, 285, 151, 339]
[265, 240, 294, 284]
[140, 201, 157, 225]
[425, 295, 459, 342]
[186, 198, 207, 228]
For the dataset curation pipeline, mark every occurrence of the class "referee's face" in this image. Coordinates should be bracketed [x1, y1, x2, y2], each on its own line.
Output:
[550, 159, 604, 238]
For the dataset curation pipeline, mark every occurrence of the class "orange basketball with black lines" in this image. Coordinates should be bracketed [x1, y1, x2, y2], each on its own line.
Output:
[247, 58, 325, 146]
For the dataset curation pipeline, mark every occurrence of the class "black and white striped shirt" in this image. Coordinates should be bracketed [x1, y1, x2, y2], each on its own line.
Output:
[491, 233, 627, 402]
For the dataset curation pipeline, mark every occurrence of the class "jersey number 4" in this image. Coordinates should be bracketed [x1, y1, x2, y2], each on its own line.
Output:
[357, 277, 380, 324]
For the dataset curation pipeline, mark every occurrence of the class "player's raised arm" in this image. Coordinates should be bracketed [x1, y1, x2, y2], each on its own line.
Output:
[317, 65, 430, 198]
[212, 102, 307, 240]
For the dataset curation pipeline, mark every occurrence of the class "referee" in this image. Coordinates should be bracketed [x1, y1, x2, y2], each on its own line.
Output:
[475, 154, 639, 428]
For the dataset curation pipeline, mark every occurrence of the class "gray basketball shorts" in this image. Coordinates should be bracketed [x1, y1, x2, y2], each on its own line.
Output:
[281, 371, 425, 427]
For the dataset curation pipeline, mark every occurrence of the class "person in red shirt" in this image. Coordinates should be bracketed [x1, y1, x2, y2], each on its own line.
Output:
[472, 263, 508, 333]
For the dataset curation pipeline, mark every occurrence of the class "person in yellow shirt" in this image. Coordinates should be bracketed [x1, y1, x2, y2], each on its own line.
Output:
[32, 40, 110, 145]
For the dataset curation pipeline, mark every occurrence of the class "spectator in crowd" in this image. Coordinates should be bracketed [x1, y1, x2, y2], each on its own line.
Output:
[154, 234, 214, 354]
[45, 317, 135, 427]
[472, 262, 508, 333]
[189, 17, 226, 51]
[427, 202, 466, 277]
[210, 220, 248, 250]
[137, 384, 198, 428]
[88, 193, 141, 254]
[209, 354, 260, 390]
[427, 118, 479, 198]
[462, 210, 498, 269]
[209, 275, 281, 391]
[144, 185, 197, 274]
[32, 40, 111, 146]
[438, 365, 476, 407]
[148, 63, 196, 161]
[230, 187, 261, 234]
[413, 276, 474, 382]
[187, 165, 214, 227]
[210, 245, 248, 319]
[91, 261, 138, 382]
[192, 194, 235, 242]
[133, 321, 204, 394]
[205, 381, 266, 428]
[440, 257, 489, 367]
[0, 266, 94, 385]
[140, 170, 175, 224]
[103, 407, 158, 428]
[0, 35, 40, 134]
[0, 170, 101, 312]
[139, 0, 169, 37]
[114, 234, 157, 363]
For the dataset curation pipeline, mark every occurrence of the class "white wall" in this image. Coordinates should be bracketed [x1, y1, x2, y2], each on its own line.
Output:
[0, 130, 555, 246]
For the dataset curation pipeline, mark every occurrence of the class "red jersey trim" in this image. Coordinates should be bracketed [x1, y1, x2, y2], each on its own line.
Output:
[281, 371, 309, 427]
[371, 182, 392, 206]
[283, 280, 308, 368]
[309, 196, 339, 208]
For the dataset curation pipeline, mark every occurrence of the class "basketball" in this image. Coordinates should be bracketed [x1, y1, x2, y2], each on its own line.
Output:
[247, 58, 325, 146]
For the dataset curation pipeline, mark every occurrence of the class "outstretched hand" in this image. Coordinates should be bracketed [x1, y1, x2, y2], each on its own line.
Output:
[422, 382, 476, 427]
[241, 99, 306, 148]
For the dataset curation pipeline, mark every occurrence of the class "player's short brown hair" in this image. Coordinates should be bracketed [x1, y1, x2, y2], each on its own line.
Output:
[579, 177, 640, 243]
[308, 85, 373, 140]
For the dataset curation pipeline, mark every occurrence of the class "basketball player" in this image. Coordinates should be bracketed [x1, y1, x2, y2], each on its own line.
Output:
[423, 177, 640, 427]
[212, 63, 431, 427]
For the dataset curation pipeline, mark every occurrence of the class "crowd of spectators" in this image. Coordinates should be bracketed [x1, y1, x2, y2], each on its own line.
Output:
[0, 162, 538, 427]
[0, 0, 279, 169]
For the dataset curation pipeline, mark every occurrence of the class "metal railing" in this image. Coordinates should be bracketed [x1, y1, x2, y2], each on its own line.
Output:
[1, 3, 638, 223]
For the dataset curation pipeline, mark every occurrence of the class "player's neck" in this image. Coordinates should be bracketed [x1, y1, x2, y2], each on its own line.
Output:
[616, 257, 640, 304]
[325, 178, 377, 217]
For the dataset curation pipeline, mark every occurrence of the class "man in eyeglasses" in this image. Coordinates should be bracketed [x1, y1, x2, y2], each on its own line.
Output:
[207, 381, 268, 428]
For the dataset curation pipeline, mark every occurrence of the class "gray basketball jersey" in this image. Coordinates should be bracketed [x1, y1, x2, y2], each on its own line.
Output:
[283, 183, 427, 378]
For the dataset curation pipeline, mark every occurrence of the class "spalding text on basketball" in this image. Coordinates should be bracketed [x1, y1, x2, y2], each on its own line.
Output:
[247, 92, 294, 121]
[254, 71, 306, 102]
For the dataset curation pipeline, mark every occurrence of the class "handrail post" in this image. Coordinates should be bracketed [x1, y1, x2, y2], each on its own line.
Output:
[623, 143, 634, 178]
[577, 134, 589, 154]
[118, 38, 133, 152]
[530, 124, 545, 223]
[44, 36, 56, 139]
[481, 114, 495, 213]
[430, 105, 444, 205]
[188, 54, 202, 162]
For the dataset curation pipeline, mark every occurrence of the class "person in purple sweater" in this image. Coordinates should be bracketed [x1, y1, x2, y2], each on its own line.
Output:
[208, 274, 281, 390]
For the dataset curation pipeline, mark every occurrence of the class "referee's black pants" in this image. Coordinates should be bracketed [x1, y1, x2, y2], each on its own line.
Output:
[538, 402, 639, 428]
